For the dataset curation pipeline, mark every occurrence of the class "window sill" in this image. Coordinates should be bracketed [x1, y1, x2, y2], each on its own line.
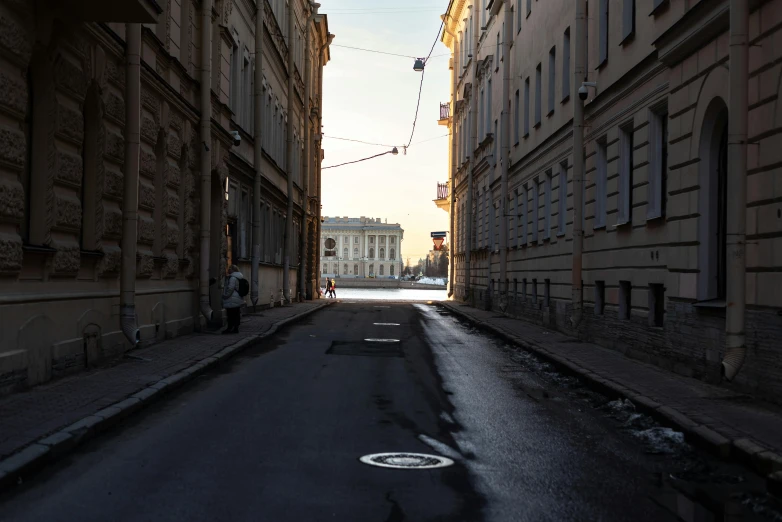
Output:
[557, 231, 566, 238]
[533, 121, 541, 129]
[646, 212, 665, 223]
[81, 249, 105, 259]
[547, 109, 554, 118]
[613, 220, 632, 229]
[523, 132, 529, 139]
[694, 299, 726, 309]
[22, 244, 57, 255]
[650, 0, 669, 16]
[593, 224, 606, 231]
[595, 59, 607, 71]
[561, 94, 570, 104]
[620, 31, 635, 47]
[514, 141, 519, 148]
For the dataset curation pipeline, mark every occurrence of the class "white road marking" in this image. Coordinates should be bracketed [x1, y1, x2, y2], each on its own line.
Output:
[374, 323, 400, 326]
[364, 339, 400, 343]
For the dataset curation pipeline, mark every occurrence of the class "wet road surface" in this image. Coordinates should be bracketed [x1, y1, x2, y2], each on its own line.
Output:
[1, 302, 779, 521]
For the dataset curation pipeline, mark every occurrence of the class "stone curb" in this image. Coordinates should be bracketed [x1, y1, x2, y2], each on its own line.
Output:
[440, 302, 782, 493]
[0, 303, 330, 494]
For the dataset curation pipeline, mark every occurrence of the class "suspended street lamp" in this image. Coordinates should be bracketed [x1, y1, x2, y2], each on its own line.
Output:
[413, 58, 425, 72]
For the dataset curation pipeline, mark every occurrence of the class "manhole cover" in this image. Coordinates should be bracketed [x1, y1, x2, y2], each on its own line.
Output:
[359, 452, 454, 469]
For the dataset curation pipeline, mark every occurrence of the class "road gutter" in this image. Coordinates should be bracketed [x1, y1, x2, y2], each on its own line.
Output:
[0, 302, 330, 494]
[439, 302, 782, 497]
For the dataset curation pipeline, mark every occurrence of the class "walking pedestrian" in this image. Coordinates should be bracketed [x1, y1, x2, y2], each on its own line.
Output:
[222, 265, 247, 334]
[325, 279, 331, 298]
[331, 278, 336, 299]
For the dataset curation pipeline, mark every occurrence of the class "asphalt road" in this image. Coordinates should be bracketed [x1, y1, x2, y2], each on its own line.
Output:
[0, 302, 776, 521]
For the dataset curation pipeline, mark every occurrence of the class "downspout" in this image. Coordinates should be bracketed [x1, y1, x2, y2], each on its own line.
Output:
[315, 34, 332, 287]
[499, 0, 511, 303]
[570, 0, 586, 329]
[466, 3, 479, 302]
[251, 0, 265, 309]
[198, 0, 215, 322]
[723, 0, 749, 381]
[300, 3, 319, 301]
[283, 0, 295, 304]
[120, 23, 142, 346]
[448, 52, 456, 297]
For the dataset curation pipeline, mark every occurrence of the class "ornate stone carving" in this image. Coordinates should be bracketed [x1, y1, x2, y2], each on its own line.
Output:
[103, 168, 123, 199]
[0, 127, 25, 168]
[140, 148, 156, 177]
[54, 151, 82, 186]
[136, 250, 154, 278]
[0, 70, 27, 116]
[102, 207, 123, 239]
[137, 216, 155, 245]
[139, 183, 156, 210]
[0, 14, 33, 65]
[104, 91, 124, 124]
[96, 245, 121, 276]
[105, 130, 124, 161]
[51, 240, 80, 274]
[54, 194, 82, 231]
[0, 233, 23, 272]
[141, 115, 158, 145]
[0, 179, 24, 221]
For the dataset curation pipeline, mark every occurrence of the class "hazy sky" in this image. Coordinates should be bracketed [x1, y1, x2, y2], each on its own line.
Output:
[321, 1, 450, 263]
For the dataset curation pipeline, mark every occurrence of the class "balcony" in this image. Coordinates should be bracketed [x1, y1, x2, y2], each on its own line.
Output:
[434, 182, 450, 214]
[438, 103, 451, 126]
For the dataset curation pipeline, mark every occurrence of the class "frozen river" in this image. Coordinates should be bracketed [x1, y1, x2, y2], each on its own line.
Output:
[323, 287, 448, 301]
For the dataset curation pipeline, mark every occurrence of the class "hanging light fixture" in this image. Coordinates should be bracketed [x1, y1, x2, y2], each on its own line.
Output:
[413, 58, 425, 72]
[391, 147, 399, 155]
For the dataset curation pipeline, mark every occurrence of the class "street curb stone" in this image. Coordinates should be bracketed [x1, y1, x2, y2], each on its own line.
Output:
[0, 302, 329, 494]
[440, 302, 782, 493]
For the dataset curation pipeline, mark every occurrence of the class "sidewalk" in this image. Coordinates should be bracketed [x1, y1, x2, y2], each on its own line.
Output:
[0, 301, 328, 490]
[441, 302, 782, 490]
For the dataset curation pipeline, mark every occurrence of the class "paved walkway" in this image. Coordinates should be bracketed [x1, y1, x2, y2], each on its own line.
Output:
[441, 302, 782, 481]
[0, 302, 327, 462]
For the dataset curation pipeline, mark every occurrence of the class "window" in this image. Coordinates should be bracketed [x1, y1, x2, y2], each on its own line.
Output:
[390, 236, 395, 244]
[531, 180, 539, 243]
[595, 280, 605, 315]
[544, 170, 552, 239]
[229, 41, 241, 114]
[479, 89, 485, 139]
[490, 201, 497, 250]
[522, 278, 527, 300]
[648, 109, 668, 220]
[380, 236, 386, 245]
[532, 279, 538, 303]
[598, 0, 609, 67]
[526, 0, 531, 17]
[523, 78, 530, 136]
[558, 162, 567, 236]
[354, 247, 359, 258]
[379, 264, 385, 276]
[355, 236, 359, 244]
[521, 187, 528, 244]
[343, 263, 348, 275]
[510, 6, 514, 37]
[369, 247, 375, 258]
[484, 190, 490, 248]
[595, 139, 607, 229]
[619, 280, 632, 320]
[514, 89, 520, 143]
[369, 264, 374, 276]
[496, 32, 500, 66]
[509, 192, 516, 247]
[544, 279, 551, 307]
[622, 0, 636, 42]
[380, 247, 385, 259]
[323, 264, 328, 274]
[563, 28, 571, 102]
[494, 119, 498, 159]
[618, 124, 634, 225]
[652, 0, 668, 14]
[534, 64, 542, 127]
[548, 47, 556, 116]
[517, 0, 522, 32]
[343, 248, 348, 258]
[390, 248, 395, 260]
[486, 79, 492, 138]
[354, 264, 358, 275]
[390, 264, 395, 276]
[370, 236, 375, 244]
[649, 284, 665, 326]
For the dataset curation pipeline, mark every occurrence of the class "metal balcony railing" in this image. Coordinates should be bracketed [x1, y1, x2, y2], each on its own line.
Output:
[437, 182, 449, 200]
[439, 102, 450, 120]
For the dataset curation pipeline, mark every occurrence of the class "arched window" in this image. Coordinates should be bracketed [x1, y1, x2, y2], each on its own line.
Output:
[323, 264, 327, 274]
[343, 248, 348, 258]
[353, 264, 358, 275]
[379, 265, 385, 276]
[343, 263, 347, 274]
[379, 247, 385, 259]
[390, 248, 395, 260]
[369, 264, 374, 276]
[390, 264, 395, 276]
[353, 247, 358, 258]
[369, 247, 374, 259]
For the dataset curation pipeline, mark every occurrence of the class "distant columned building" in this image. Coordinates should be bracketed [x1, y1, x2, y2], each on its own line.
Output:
[321, 217, 404, 279]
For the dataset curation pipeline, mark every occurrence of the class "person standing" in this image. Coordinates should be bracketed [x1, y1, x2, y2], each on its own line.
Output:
[222, 265, 247, 334]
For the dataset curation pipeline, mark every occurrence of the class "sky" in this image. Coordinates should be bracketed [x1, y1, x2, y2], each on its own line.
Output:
[320, 1, 451, 263]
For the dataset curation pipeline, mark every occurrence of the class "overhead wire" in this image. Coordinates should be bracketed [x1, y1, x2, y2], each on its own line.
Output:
[322, 150, 397, 170]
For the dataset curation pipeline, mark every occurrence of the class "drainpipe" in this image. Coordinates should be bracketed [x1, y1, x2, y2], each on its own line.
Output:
[300, 3, 319, 301]
[570, 0, 586, 329]
[448, 51, 457, 297]
[199, 0, 215, 322]
[466, 3, 479, 302]
[251, 0, 265, 309]
[120, 23, 142, 346]
[723, 0, 749, 381]
[315, 34, 333, 287]
[499, 0, 511, 301]
[283, 0, 295, 304]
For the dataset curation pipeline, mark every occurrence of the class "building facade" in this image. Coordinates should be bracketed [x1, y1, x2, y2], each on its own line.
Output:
[320, 217, 404, 279]
[441, 0, 782, 402]
[0, 0, 332, 394]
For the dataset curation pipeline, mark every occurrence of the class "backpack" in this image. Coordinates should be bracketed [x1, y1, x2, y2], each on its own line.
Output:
[237, 277, 250, 297]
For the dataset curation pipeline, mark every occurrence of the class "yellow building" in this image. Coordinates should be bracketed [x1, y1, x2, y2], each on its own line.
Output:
[0, 0, 332, 393]
[440, 0, 782, 402]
